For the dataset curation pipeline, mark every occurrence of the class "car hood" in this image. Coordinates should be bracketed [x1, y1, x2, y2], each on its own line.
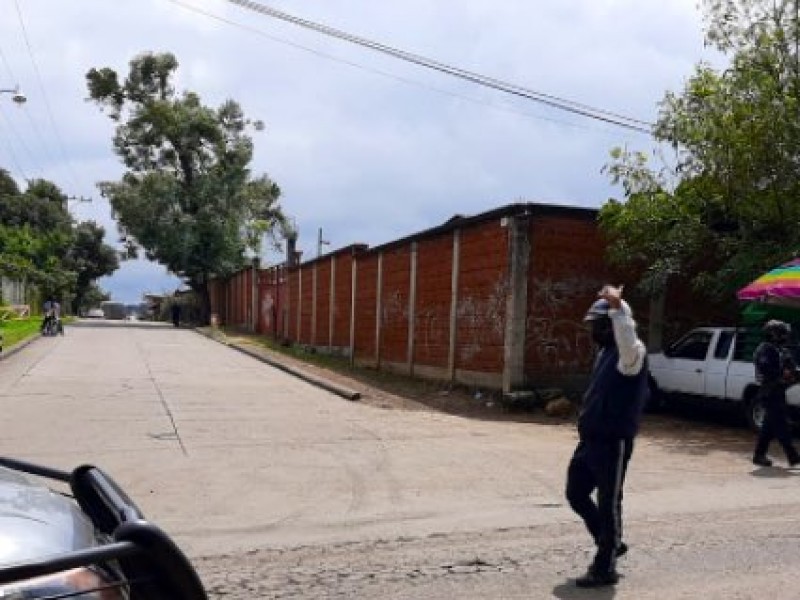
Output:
[0, 467, 99, 565]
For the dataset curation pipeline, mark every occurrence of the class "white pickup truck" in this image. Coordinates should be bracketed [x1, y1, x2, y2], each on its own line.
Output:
[648, 326, 800, 430]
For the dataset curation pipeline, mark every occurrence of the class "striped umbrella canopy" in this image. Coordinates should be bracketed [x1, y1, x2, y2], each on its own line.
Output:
[737, 258, 800, 307]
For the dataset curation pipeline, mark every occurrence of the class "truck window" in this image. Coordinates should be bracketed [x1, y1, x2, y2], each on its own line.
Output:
[714, 331, 734, 359]
[669, 331, 713, 361]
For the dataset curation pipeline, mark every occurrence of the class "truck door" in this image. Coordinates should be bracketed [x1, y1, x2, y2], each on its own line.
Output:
[705, 330, 734, 399]
[661, 330, 714, 395]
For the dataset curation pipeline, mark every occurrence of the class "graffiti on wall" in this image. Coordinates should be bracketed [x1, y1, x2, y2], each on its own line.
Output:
[382, 290, 407, 325]
[457, 277, 508, 363]
[527, 276, 605, 370]
[417, 306, 445, 355]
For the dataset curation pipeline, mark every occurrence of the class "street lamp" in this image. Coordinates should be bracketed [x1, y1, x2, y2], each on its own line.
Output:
[0, 86, 26, 105]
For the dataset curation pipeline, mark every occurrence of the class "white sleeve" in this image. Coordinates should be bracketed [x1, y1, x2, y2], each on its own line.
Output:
[609, 301, 646, 376]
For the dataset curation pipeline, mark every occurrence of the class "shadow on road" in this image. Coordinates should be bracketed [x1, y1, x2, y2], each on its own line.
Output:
[552, 580, 617, 599]
[750, 466, 800, 478]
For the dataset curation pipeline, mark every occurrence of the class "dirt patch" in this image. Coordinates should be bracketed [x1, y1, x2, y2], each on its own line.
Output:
[216, 329, 576, 427]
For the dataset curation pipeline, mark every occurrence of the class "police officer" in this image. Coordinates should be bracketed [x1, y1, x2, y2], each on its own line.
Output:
[752, 319, 800, 467]
[565, 285, 649, 588]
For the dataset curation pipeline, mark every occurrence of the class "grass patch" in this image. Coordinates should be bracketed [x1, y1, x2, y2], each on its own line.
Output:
[222, 328, 471, 401]
[0, 317, 43, 348]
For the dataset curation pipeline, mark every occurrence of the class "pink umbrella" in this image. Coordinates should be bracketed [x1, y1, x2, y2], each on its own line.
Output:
[737, 258, 800, 307]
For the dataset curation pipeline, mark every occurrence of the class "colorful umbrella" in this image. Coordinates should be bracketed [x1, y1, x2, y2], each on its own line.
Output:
[737, 258, 800, 307]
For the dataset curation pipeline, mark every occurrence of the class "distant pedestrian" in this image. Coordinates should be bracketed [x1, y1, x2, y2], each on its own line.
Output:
[40, 298, 54, 334]
[565, 284, 649, 588]
[171, 303, 181, 328]
[752, 320, 800, 468]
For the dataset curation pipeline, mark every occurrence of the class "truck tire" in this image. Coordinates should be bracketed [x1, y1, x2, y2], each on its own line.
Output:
[745, 388, 766, 432]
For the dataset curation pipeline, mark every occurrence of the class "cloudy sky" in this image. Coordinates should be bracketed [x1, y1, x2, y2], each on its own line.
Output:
[0, 0, 719, 303]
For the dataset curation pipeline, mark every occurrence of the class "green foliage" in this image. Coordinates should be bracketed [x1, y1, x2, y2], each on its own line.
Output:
[602, 0, 800, 303]
[66, 221, 119, 313]
[87, 52, 286, 321]
[0, 169, 120, 302]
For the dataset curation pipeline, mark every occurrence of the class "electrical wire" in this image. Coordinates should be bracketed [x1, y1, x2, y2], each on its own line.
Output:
[222, 0, 653, 134]
[0, 120, 28, 182]
[0, 44, 18, 84]
[0, 39, 60, 179]
[12, 0, 82, 189]
[166, 0, 634, 137]
[0, 101, 42, 176]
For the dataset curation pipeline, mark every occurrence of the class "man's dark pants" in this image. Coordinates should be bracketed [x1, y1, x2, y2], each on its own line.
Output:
[754, 387, 799, 463]
[566, 437, 634, 574]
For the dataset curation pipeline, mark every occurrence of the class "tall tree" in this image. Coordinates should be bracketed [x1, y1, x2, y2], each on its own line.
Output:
[601, 0, 800, 303]
[66, 221, 120, 314]
[86, 52, 286, 321]
[0, 176, 75, 299]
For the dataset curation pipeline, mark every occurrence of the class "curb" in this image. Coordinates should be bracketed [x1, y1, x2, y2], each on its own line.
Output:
[194, 328, 361, 401]
[0, 333, 41, 361]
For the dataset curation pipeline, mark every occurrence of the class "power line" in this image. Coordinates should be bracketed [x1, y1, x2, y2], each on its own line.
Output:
[0, 44, 18, 83]
[0, 40, 60, 176]
[166, 0, 632, 137]
[223, 0, 653, 134]
[0, 101, 43, 175]
[0, 106, 29, 181]
[13, 0, 82, 189]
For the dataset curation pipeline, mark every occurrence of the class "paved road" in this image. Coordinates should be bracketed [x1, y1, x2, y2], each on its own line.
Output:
[2, 324, 800, 598]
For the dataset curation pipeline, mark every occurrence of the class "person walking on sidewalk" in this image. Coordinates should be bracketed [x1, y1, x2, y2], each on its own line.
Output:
[752, 320, 800, 468]
[565, 284, 649, 588]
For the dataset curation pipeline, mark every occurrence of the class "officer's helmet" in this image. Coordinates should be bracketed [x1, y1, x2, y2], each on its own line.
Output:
[764, 319, 791, 342]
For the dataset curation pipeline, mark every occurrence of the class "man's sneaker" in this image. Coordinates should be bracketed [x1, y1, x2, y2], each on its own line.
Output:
[753, 455, 773, 467]
[575, 568, 619, 588]
[616, 542, 629, 558]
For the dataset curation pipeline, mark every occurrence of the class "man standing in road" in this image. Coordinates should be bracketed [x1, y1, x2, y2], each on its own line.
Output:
[565, 284, 649, 588]
[752, 320, 800, 468]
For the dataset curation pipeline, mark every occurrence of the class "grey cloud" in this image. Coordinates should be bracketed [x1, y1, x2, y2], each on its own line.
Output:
[0, 0, 713, 295]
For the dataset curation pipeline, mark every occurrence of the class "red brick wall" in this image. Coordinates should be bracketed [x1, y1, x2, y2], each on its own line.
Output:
[333, 254, 354, 348]
[300, 267, 313, 345]
[213, 205, 696, 389]
[525, 216, 610, 378]
[288, 268, 300, 340]
[354, 254, 378, 362]
[380, 247, 411, 364]
[414, 235, 453, 368]
[315, 261, 332, 346]
[455, 221, 508, 373]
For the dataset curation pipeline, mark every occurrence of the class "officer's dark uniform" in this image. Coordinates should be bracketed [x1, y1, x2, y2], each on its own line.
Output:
[565, 300, 649, 586]
[753, 322, 799, 467]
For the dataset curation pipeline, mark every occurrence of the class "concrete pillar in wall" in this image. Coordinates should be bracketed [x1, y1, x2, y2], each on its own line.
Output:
[329, 256, 336, 349]
[448, 229, 461, 381]
[648, 292, 666, 352]
[407, 242, 418, 376]
[503, 216, 530, 394]
[375, 252, 383, 367]
[350, 256, 357, 366]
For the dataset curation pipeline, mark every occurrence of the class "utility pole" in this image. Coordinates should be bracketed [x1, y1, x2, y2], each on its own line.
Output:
[64, 195, 92, 212]
[317, 227, 330, 257]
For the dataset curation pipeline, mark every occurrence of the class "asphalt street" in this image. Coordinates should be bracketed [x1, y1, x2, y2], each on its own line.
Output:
[1, 322, 799, 598]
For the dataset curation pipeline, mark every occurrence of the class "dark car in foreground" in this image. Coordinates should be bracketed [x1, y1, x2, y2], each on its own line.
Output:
[0, 456, 206, 599]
